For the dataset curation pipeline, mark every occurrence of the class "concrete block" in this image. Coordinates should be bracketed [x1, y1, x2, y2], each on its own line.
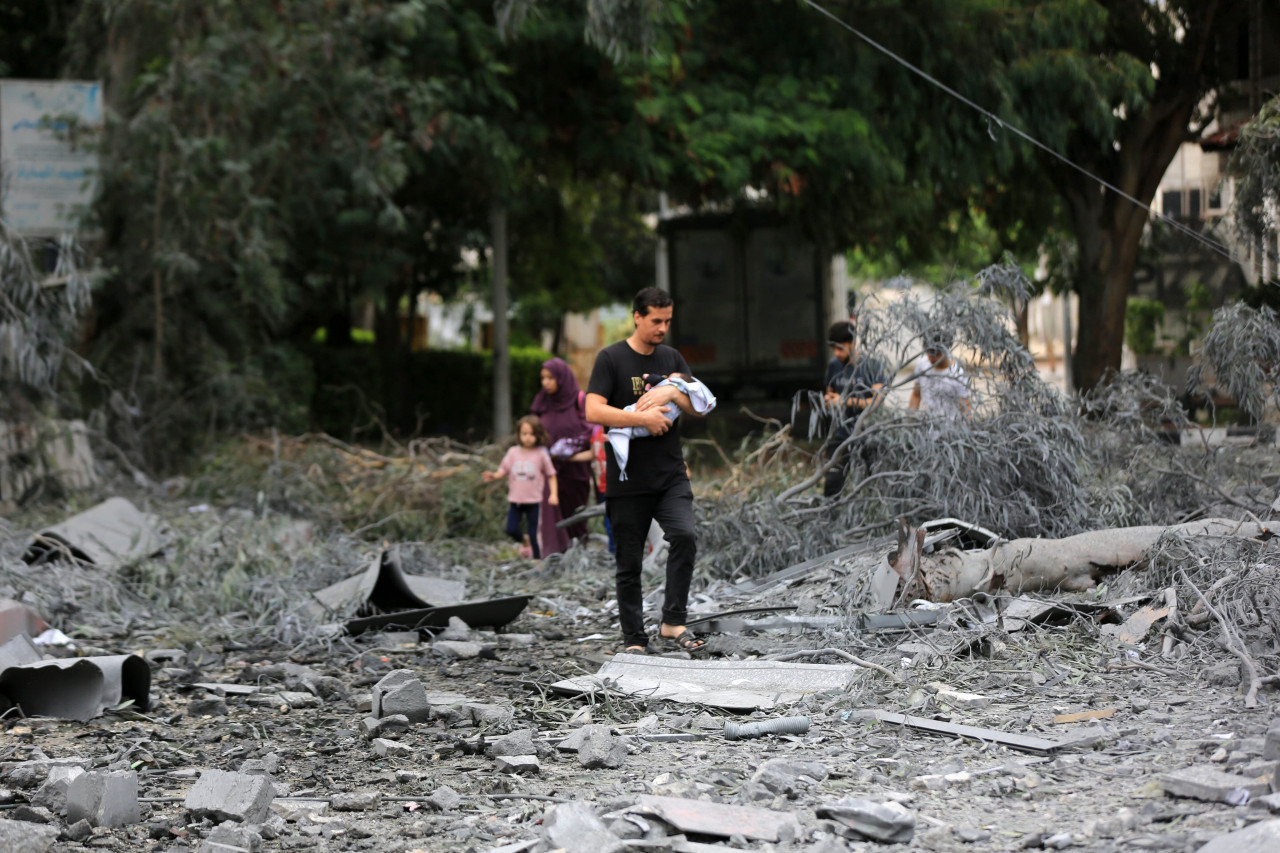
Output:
[185, 770, 275, 824]
[1160, 765, 1271, 803]
[30, 766, 84, 814]
[936, 688, 991, 710]
[464, 702, 513, 727]
[752, 759, 831, 796]
[489, 729, 538, 757]
[359, 714, 409, 739]
[371, 738, 412, 758]
[277, 691, 320, 709]
[372, 670, 430, 723]
[65, 770, 140, 828]
[494, 755, 540, 775]
[0, 817, 57, 853]
[330, 792, 381, 811]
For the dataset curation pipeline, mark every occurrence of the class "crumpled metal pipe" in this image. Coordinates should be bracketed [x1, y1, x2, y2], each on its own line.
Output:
[723, 716, 810, 740]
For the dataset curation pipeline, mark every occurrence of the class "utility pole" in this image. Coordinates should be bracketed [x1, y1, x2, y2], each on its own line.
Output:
[491, 202, 511, 440]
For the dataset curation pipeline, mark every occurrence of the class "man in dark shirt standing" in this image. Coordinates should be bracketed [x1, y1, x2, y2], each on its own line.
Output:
[822, 319, 886, 497]
[586, 287, 707, 654]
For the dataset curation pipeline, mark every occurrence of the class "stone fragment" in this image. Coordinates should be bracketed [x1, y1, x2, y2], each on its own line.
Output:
[359, 714, 410, 739]
[752, 759, 830, 797]
[488, 729, 538, 757]
[928, 683, 991, 710]
[1043, 831, 1075, 849]
[541, 801, 625, 853]
[203, 820, 264, 852]
[331, 792, 381, 811]
[185, 770, 275, 824]
[62, 819, 92, 842]
[432, 641, 485, 659]
[499, 633, 534, 648]
[426, 785, 462, 812]
[65, 770, 140, 828]
[238, 754, 280, 775]
[557, 729, 590, 751]
[3, 758, 88, 789]
[31, 766, 84, 814]
[577, 726, 627, 770]
[465, 702, 513, 727]
[1160, 765, 1271, 803]
[495, 755, 541, 775]
[278, 691, 320, 709]
[271, 801, 328, 822]
[372, 670, 431, 723]
[372, 738, 412, 758]
[815, 797, 915, 844]
[1264, 723, 1280, 761]
[436, 617, 471, 641]
[188, 697, 229, 717]
[1205, 662, 1242, 686]
[0, 817, 57, 852]
[1196, 818, 1280, 852]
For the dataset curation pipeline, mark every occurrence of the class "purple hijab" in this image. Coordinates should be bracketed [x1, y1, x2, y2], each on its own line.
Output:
[529, 358, 590, 443]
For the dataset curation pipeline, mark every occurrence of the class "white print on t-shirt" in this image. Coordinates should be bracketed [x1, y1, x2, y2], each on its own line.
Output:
[510, 458, 540, 482]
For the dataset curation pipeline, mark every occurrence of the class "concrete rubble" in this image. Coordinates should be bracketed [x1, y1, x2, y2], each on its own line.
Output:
[3, 502, 1280, 853]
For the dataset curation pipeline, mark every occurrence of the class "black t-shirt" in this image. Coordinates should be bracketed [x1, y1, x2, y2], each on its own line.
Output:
[587, 340, 692, 497]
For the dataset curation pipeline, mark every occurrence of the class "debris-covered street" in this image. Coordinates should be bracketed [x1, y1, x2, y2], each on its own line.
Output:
[2, 423, 1280, 853]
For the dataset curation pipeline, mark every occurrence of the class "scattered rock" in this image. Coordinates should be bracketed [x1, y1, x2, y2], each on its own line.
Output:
[488, 729, 538, 757]
[816, 797, 915, 843]
[185, 770, 275, 824]
[0, 817, 58, 852]
[331, 792, 382, 811]
[203, 820, 264, 852]
[1160, 765, 1271, 803]
[494, 755, 541, 775]
[65, 769, 140, 828]
[372, 738, 412, 758]
[432, 640, 486, 659]
[578, 725, 627, 770]
[372, 670, 431, 723]
[426, 785, 462, 812]
[541, 801, 625, 853]
[30, 765, 84, 814]
[188, 697, 229, 716]
[1196, 817, 1280, 853]
[436, 616, 471, 641]
[752, 758, 830, 797]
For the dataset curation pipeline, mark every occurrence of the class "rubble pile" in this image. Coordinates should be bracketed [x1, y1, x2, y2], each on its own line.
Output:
[0, 429, 1278, 853]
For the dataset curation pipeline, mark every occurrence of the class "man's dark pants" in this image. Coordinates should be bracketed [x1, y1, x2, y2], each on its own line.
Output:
[607, 482, 696, 647]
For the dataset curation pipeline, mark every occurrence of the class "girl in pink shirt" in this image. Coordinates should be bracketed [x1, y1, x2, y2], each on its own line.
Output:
[483, 415, 558, 559]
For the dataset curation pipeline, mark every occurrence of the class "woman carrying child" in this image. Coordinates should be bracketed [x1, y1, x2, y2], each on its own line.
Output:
[482, 415, 558, 559]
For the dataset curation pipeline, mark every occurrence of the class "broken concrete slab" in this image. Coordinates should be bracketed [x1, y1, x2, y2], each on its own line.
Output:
[185, 770, 275, 824]
[425, 785, 462, 812]
[203, 821, 264, 852]
[23, 497, 163, 566]
[0, 816, 57, 852]
[632, 795, 803, 843]
[551, 654, 863, 711]
[751, 758, 830, 796]
[816, 796, 916, 843]
[371, 738, 412, 758]
[1160, 765, 1272, 803]
[488, 729, 538, 757]
[541, 801, 626, 853]
[1195, 817, 1280, 853]
[65, 769, 139, 828]
[0, 654, 151, 721]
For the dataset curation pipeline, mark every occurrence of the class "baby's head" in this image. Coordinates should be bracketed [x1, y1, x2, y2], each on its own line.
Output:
[515, 415, 550, 449]
[644, 372, 685, 389]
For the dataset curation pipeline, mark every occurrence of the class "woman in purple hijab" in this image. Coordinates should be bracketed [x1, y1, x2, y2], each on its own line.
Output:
[529, 358, 594, 555]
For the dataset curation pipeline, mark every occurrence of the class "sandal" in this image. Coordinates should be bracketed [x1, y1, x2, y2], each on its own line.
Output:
[660, 629, 706, 653]
[611, 643, 652, 656]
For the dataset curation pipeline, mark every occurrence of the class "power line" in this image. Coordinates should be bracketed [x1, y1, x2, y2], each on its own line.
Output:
[799, 0, 1270, 281]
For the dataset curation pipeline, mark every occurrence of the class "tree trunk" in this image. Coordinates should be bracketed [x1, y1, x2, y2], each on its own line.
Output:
[889, 519, 1271, 603]
[491, 203, 512, 440]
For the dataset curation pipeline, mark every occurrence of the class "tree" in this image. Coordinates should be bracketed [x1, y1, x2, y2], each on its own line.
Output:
[1233, 93, 1280, 277]
[1022, 1, 1245, 391]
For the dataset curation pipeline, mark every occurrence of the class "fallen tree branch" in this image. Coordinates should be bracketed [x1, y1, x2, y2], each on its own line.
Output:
[1179, 566, 1263, 708]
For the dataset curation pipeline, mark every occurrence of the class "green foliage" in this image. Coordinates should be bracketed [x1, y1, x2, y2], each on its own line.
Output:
[1124, 297, 1165, 356]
